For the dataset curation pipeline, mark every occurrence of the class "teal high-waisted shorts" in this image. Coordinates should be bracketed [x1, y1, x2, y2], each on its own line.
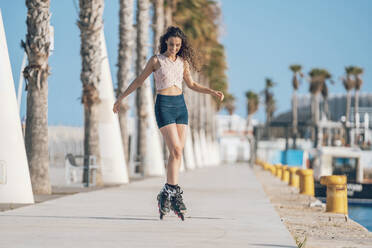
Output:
[154, 93, 188, 129]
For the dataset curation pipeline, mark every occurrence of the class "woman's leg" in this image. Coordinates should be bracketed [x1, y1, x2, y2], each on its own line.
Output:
[160, 123, 187, 185]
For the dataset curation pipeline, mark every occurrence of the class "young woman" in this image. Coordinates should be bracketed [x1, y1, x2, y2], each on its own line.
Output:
[113, 26, 224, 220]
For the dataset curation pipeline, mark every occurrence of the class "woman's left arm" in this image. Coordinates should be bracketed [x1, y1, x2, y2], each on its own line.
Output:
[183, 60, 224, 102]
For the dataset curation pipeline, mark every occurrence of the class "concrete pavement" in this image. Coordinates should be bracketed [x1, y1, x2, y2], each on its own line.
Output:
[0, 164, 297, 248]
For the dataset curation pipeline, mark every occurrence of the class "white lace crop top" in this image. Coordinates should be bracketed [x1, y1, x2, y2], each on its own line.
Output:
[153, 54, 184, 91]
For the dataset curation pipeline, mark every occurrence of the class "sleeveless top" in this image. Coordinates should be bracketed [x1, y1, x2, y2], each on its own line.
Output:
[154, 54, 184, 91]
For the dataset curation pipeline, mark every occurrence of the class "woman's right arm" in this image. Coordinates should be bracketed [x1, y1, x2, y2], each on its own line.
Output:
[113, 56, 156, 113]
[118, 56, 156, 101]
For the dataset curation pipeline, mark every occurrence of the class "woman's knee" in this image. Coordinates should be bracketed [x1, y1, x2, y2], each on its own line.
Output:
[170, 145, 183, 160]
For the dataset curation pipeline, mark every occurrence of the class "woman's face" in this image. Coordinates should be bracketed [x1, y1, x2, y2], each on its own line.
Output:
[165, 36, 182, 55]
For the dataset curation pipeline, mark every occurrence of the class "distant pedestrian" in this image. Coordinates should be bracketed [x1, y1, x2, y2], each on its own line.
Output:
[113, 26, 224, 220]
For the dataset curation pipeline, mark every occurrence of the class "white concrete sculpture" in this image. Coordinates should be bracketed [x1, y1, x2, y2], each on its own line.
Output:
[183, 124, 196, 170]
[193, 131, 203, 168]
[143, 81, 165, 176]
[199, 129, 210, 166]
[97, 30, 129, 184]
[0, 10, 34, 204]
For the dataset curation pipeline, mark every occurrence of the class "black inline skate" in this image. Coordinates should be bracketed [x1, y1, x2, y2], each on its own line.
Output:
[157, 184, 173, 220]
[170, 185, 187, 221]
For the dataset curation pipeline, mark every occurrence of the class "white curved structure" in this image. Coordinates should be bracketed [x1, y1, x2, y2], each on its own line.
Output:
[0, 10, 34, 204]
[183, 125, 196, 170]
[207, 135, 217, 166]
[144, 81, 165, 176]
[214, 140, 221, 165]
[98, 31, 128, 184]
[193, 131, 203, 168]
[199, 129, 210, 166]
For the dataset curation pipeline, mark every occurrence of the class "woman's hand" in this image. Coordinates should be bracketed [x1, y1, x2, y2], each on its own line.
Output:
[212, 90, 224, 102]
[113, 100, 121, 114]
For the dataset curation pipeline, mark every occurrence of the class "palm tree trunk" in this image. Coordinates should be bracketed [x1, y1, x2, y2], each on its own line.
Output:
[78, 0, 104, 186]
[355, 90, 360, 123]
[354, 89, 360, 145]
[323, 97, 329, 120]
[346, 90, 351, 123]
[117, 0, 134, 166]
[23, 0, 52, 195]
[292, 90, 298, 148]
[136, 0, 150, 175]
[164, 0, 172, 29]
[151, 0, 164, 98]
[314, 93, 321, 147]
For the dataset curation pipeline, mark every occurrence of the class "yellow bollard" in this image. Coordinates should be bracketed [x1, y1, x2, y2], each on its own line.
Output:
[263, 162, 270, 171]
[269, 165, 276, 175]
[275, 164, 282, 179]
[288, 167, 299, 188]
[281, 166, 289, 183]
[296, 169, 314, 196]
[320, 175, 348, 215]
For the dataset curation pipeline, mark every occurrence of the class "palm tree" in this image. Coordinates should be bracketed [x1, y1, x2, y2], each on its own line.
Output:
[117, 0, 134, 166]
[164, 0, 174, 29]
[245, 90, 259, 167]
[321, 82, 329, 119]
[151, 0, 164, 98]
[136, 0, 151, 175]
[78, 0, 104, 186]
[308, 68, 333, 147]
[263, 78, 276, 138]
[341, 66, 355, 123]
[245, 90, 259, 131]
[352, 66, 364, 123]
[289, 65, 303, 147]
[352, 66, 363, 145]
[22, 0, 52, 194]
[224, 93, 235, 131]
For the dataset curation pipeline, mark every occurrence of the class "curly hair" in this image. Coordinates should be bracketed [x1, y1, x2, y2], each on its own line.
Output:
[158, 26, 200, 72]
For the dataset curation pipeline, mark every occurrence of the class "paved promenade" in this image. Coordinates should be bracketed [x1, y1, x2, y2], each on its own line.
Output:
[0, 164, 296, 248]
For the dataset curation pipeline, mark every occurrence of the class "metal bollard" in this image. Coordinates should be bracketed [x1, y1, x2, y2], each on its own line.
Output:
[281, 165, 289, 183]
[296, 169, 314, 196]
[320, 175, 348, 215]
[269, 165, 276, 175]
[288, 167, 299, 188]
[275, 164, 282, 179]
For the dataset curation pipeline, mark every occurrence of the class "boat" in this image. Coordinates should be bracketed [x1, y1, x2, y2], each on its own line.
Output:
[310, 146, 372, 204]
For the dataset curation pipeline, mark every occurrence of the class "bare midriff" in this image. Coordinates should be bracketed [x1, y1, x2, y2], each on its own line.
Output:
[156, 85, 183, 96]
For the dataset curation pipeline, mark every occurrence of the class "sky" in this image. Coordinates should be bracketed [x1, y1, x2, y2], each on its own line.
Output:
[1, 0, 371, 126]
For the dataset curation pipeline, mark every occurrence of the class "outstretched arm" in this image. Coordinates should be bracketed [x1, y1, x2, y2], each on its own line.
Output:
[183, 60, 224, 102]
[113, 56, 156, 113]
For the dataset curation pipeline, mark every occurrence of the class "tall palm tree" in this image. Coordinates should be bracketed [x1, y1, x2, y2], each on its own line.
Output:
[151, 0, 164, 98]
[308, 68, 333, 147]
[22, 0, 52, 194]
[341, 66, 355, 123]
[353, 66, 364, 123]
[78, 0, 104, 186]
[289, 64, 303, 147]
[224, 93, 235, 131]
[245, 90, 259, 131]
[117, 0, 134, 166]
[136, 0, 151, 175]
[321, 82, 329, 119]
[352, 66, 363, 145]
[164, 0, 174, 29]
[245, 90, 259, 166]
[263, 78, 276, 136]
